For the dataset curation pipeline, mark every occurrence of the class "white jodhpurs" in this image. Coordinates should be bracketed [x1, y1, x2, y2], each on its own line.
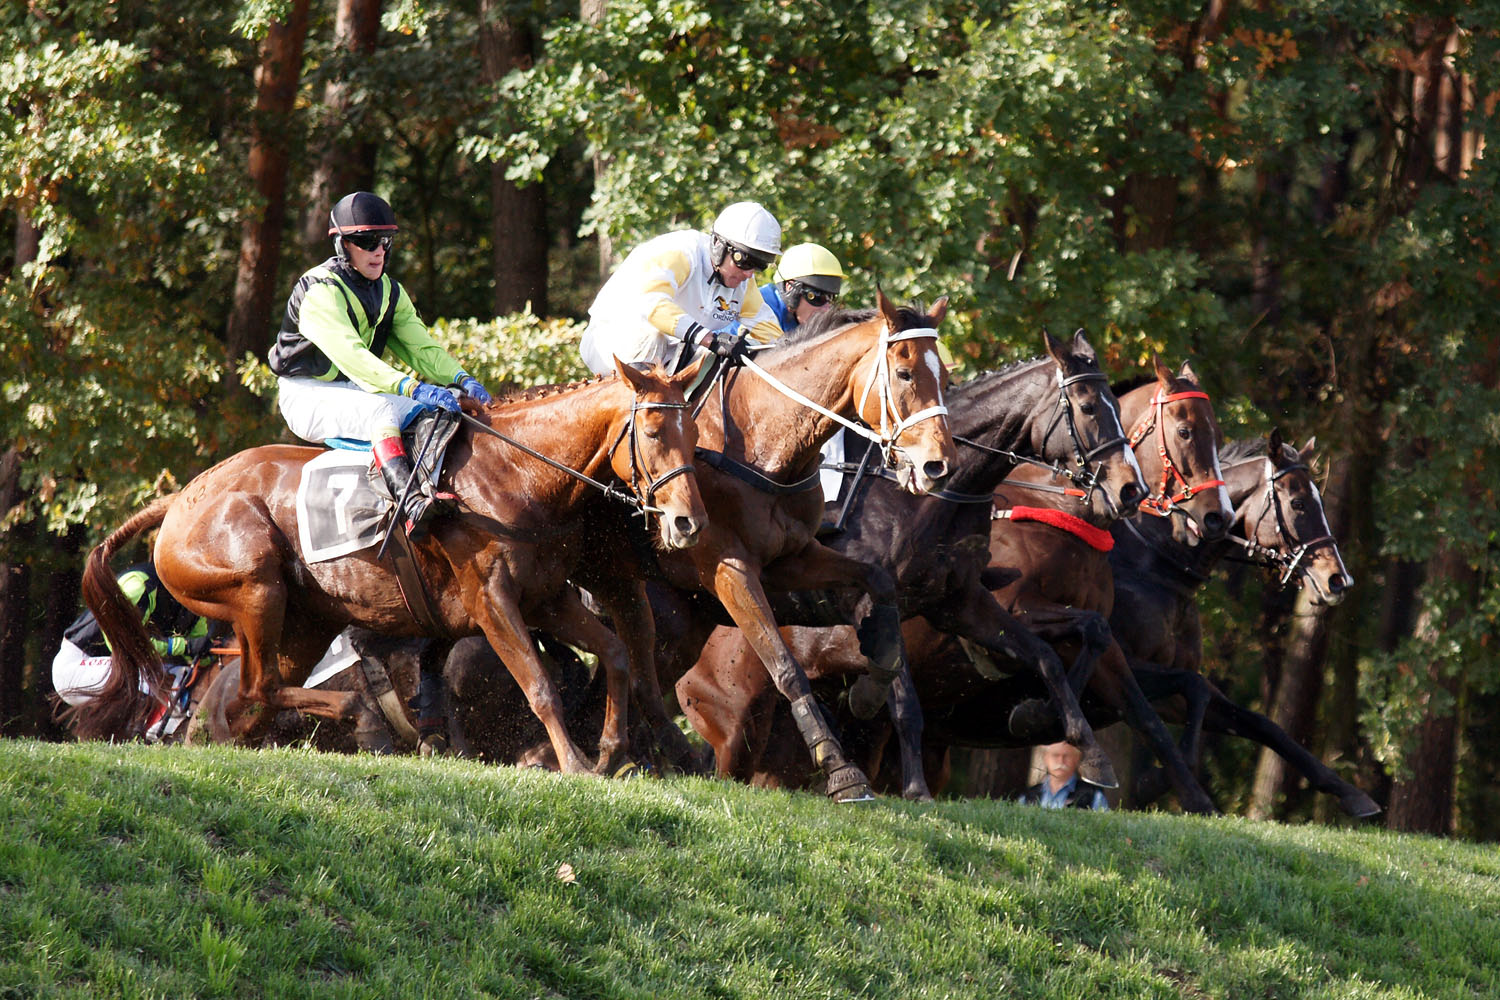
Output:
[276, 377, 427, 445]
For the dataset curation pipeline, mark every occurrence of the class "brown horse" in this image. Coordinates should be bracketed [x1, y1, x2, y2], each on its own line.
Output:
[67, 360, 708, 777]
[677, 332, 1151, 799]
[682, 358, 1225, 808]
[570, 291, 955, 801]
[1109, 430, 1376, 816]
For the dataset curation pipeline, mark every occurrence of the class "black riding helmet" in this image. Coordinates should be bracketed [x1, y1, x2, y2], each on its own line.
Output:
[328, 191, 398, 260]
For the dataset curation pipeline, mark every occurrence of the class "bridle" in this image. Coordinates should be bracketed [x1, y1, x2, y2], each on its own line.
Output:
[1228, 456, 1336, 587]
[955, 368, 1130, 510]
[1125, 387, 1227, 520]
[459, 392, 694, 523]
[738, 321, 949, 468]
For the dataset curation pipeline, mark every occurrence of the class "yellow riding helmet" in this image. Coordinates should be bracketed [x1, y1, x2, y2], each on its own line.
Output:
[773, 243, 845, 295]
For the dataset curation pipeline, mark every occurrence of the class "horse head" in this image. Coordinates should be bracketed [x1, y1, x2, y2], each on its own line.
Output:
[1120, 357, 1233, 546]
[613, 358, 709, 550]
[1243, 428, 1352, 606]
[1038, 329, 1146, 517]
[852, 289, 956, 494]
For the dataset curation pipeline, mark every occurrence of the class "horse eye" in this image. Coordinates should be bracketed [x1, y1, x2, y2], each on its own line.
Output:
[1078, 401, 1095, 416]
[896, 368, 914, 382]
[1176, 424, 1192, 440]
[1291, 498, 1306, 512]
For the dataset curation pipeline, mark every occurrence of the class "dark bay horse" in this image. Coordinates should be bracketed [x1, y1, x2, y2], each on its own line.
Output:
[570, 291, 955, 801]
[1109, 430, 1376, 816]
[677, 333, 1153, 799]
[67, 360, 708, 777]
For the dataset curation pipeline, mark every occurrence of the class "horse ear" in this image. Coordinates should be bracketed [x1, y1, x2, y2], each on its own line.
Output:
[672, 352, 707, 389]
[1043, 328, 1068, 367]
[1299, 436, 1318, 464]
[1267, 426, 1286, 462]
[1178, 359, 1199, 384]
[613, 356, 653, 391]
[1070, 328, 1095, 359]
[928, 295, 949, 326]
[1153, 353, 1173, 387]
[876, 285, 898, 327]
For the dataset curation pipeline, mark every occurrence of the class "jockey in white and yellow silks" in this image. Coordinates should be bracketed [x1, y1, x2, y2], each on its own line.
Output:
[579, 202, 785, 377]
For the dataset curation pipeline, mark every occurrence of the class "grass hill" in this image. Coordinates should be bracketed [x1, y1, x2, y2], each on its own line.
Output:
[1, 740, 1495, 999]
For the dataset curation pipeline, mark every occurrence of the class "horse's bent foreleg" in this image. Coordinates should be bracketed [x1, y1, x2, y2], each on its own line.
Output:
[706, 555, 873, 802]
[928, 583, 1117, 789]
[762, 542, 904, 719]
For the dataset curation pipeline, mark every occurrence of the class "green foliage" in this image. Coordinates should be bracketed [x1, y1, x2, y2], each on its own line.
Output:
[430, 309, 591, 390]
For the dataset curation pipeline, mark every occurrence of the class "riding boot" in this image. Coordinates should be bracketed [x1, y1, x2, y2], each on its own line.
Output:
[375, 450, 435, 540]
[408, 668, 447, 756]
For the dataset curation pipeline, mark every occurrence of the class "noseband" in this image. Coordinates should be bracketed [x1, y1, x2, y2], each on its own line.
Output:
[615, 398, 695, 520]
[1125, 387, 1227, 519]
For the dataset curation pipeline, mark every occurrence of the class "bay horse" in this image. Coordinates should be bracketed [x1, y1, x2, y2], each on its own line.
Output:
[677, 331, 1151, 799]
[1109, 430, 1376, 816]
[683, 358, 1229, 806]
[569, 291, 955, 801]
[66, 359, 708, 777]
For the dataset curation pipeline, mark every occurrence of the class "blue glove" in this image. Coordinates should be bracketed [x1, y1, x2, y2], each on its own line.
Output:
[457, 375, 492, 405]
[411, 382, 460, 413]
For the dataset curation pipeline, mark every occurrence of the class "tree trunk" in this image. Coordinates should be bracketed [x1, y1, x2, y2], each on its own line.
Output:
[224, 0, 312, 367]
[0, 448, 29, 734]
[301, 0, 382, 257]
[1247, 586, 1327, 820]
[479, 0, 548, 316]
[1386, 546, 1469, 835]
[581, 0, 613, 280]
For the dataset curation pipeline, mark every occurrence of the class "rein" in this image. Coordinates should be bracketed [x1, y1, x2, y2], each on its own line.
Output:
[1125, 387, 1227, 519]
[458, 395, 693, 520]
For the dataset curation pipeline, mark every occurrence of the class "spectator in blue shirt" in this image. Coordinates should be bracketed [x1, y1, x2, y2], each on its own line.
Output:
[1019, 741, 1110, 810]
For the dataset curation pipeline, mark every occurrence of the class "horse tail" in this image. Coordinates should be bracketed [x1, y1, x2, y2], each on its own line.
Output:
[63, 495, 177, 741]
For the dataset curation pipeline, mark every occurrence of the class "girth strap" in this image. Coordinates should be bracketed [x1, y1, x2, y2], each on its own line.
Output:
[695, 446, 822, 495]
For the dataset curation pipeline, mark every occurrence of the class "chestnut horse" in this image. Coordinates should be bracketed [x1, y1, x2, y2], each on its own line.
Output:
[677, 331, 1150, 798]
[1109, 431, 1376, 816]
[66, 360, 708, 777]
[569, 291, 955, 801]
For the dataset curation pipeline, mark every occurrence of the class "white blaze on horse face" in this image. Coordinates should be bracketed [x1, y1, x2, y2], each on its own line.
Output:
[1106, 393, 1146, 482]
[924, 347, 943, 388]
[1211, 448, 1233, 512]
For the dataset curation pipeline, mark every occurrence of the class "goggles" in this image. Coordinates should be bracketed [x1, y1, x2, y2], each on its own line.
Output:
[800, 287, 837, 308]
[344, 232, 394, 253]
[727, 245, 775, 273]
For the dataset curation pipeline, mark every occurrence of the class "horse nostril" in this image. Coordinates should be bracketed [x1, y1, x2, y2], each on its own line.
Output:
[924, 460, 949, 485]
[1328, 574, 1348, 594]
[1119, 482, 1145, 511]
[673, 515, 699, 539]
[1202, 511, 1226, 538]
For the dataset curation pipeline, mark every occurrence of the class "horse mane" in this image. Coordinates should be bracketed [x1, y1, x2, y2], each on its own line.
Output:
[777, 300, 938, 348]
[491, 373, 616, 404]
[1218, 437, 1268, 466]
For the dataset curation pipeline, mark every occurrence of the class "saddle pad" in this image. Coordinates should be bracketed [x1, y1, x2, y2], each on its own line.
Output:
[305, 630, 363, 689]
[819, 433, 845, 505]
[296, 449, 390, 563]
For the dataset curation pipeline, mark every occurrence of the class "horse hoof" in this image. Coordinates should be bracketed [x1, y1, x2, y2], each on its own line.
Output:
[1007, 699, 1062, 743]
[1342, 789, 1382, 819]
[419, 733, 449, 758]
[1078, 745, 1118, 789]
[825, 764, 875, 803]
[846, 676, 888, 720]
[613, 761, 657, 781]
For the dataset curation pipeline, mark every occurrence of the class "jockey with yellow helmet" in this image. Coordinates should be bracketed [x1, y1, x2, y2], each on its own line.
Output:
[579, 201, 785, 376]
[268, 191, 492, 540]
[762, 242, 845, 334]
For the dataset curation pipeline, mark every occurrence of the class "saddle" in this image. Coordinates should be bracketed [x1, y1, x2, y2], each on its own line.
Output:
[295, 409, 463, 563]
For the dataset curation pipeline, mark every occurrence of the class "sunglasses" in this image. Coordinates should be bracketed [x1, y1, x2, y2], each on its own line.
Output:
[727, 246, 774, 272]
[801, 288, 837, 308]
[344, 232, 394, 252]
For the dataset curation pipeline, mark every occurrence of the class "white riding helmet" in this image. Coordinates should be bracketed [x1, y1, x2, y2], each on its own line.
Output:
[773, 243, 845, 295]
[712, 201, 782, 256]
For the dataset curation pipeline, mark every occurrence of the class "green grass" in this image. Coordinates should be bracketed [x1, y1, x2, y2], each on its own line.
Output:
[1, 741, 1495, 999]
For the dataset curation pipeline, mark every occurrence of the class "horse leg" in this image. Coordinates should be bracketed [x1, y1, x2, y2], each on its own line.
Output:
[1085, 644, 1217, 814]
[704, 555, 873, 802]
[760, 541, 903, 720]
[462, 579, 593, 775]
[1134, 663, 1381, 818]
[677, 642, 778, 780]
[926, 582, 1118, 789]
[530, 589, 634, 776]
